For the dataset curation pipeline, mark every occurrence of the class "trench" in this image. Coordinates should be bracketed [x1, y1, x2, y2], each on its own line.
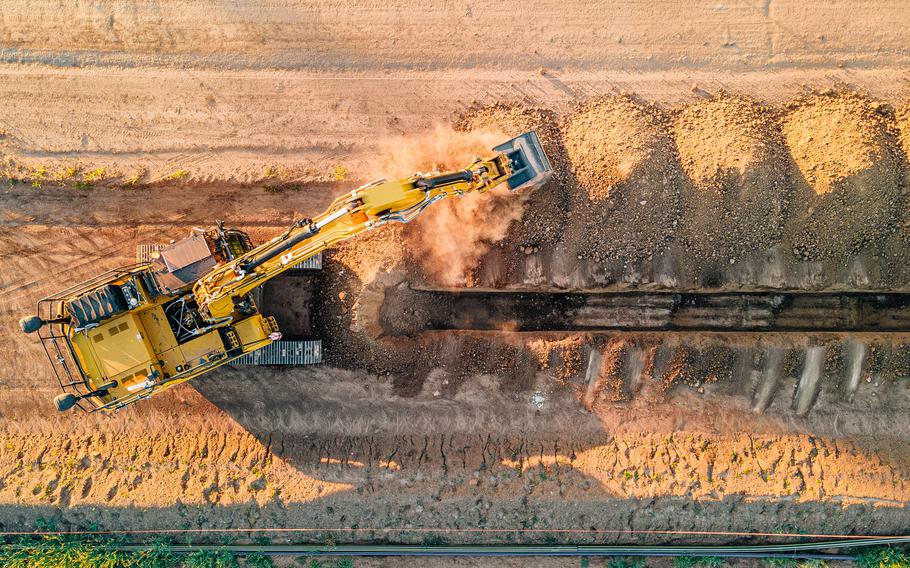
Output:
[380, 286, 910, 334]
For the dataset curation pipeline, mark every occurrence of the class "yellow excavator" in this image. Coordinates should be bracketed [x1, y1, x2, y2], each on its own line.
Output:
[21, 132, 552, 412]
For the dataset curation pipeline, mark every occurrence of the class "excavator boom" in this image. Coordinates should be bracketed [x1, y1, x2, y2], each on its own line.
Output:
[21, 132, 551, 412]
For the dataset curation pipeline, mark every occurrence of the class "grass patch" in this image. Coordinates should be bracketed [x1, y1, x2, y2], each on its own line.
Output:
[124, 167, 147, 187]
[164, 169, 190, 182]
[764, 560, 798, 568]
[331, 164, 348, 181]
[857, 546, 910, 568]
[83, 167, 107, 182]
[0, 536, 133, 567]
[185, 548, 239, 568]
[245, 552, 274, 568]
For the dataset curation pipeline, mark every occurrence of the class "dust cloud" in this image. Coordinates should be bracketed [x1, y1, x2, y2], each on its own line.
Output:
[372, 126, 527, 287]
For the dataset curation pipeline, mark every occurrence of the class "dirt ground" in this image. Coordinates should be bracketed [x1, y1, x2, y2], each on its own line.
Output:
[1, 0, 910, 560]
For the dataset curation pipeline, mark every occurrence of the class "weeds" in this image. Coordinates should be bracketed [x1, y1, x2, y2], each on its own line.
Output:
[675, 556, 699, 568]
[35, 517, 58, 531]
[134, 539, 178, 567]
[56, 165, 81, 181]
[83, 167, 107, 182]
[124, 167, 147, 187]
[0, 536, 131, 568]
[609, 557, 646, 568]
[764, 559, 798, 568]
[185, 548, 239, 568]
[856, 546, 910, 568]
[164, 169, 190, 181]
[331, 164, 348, 181]
[245, 552, 274, 567]
[306, 559, 354, 568]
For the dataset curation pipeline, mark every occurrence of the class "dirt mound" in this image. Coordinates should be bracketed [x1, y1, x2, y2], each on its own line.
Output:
[562, 96, 681, 261]
[782, 91, 902, 258]
[456, 103, 570, 246]
[672, 94, 789, 258]
[898, 104, 910, 164]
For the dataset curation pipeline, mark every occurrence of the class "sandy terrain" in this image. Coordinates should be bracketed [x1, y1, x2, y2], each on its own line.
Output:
[0, 0, 909, 554]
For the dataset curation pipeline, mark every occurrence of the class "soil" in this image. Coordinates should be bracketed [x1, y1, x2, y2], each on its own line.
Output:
[781, 91, 905, 259]
[899, 104, 910, 160]
[456, 103, 571, 249]
[561, 96, 681, 263]
[1, 0, 910, 555]
[672, 94, 790, 260]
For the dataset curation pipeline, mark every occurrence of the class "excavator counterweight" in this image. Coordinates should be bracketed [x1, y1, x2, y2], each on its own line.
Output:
[20, 132, 552, 413]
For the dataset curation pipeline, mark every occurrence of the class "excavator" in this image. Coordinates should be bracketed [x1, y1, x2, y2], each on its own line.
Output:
[20, 132, 552, 412]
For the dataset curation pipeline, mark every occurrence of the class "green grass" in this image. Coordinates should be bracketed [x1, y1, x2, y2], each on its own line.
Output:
[675, 556, 699, 568]
[0, 536, 241, 568]
[245, 552, 274, 568]
[0, 536, 132, 568]
[185, 549, 239, 568]
[857, 547, 910, 568]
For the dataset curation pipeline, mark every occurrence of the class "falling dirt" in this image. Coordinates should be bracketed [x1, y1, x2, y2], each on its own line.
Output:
[456, 103, 571, 248]
[369, 126, 530, 287]
[561, 96, 681, 262]
[672, 94, 790, 260]
[410, 190, 527, 287]
[782, 90, 904, 259]
[370, 126, 505, 179]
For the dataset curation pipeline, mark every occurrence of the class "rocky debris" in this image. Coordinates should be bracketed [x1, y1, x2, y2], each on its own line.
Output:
[893, 103, 910, 165]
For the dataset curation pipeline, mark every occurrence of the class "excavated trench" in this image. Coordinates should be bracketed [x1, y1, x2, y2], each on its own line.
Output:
[380, 285, 910, 334]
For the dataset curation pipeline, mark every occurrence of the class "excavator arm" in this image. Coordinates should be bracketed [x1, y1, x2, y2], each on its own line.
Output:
[193, 131, 552, 322]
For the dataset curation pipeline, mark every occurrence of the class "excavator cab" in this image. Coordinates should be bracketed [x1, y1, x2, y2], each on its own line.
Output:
[494, 131, 553, 192]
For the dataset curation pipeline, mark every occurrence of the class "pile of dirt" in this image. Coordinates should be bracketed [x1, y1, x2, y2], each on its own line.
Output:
[456, 102, 570, 247]
[781, 91, 903, 258]
[561, 96, 681, 262]
[672, 94, 790, 259]
[897, 104, 910, 161]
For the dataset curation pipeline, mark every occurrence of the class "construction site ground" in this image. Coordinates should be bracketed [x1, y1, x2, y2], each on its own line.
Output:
[1, 0, 910, 555]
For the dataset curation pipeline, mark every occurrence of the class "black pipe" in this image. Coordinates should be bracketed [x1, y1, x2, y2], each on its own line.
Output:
[416, 170, 473, 188]
[238, 220, 316, 274]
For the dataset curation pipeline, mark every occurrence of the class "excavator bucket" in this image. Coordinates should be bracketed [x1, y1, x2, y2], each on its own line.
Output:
[493, 131, 553, 192]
